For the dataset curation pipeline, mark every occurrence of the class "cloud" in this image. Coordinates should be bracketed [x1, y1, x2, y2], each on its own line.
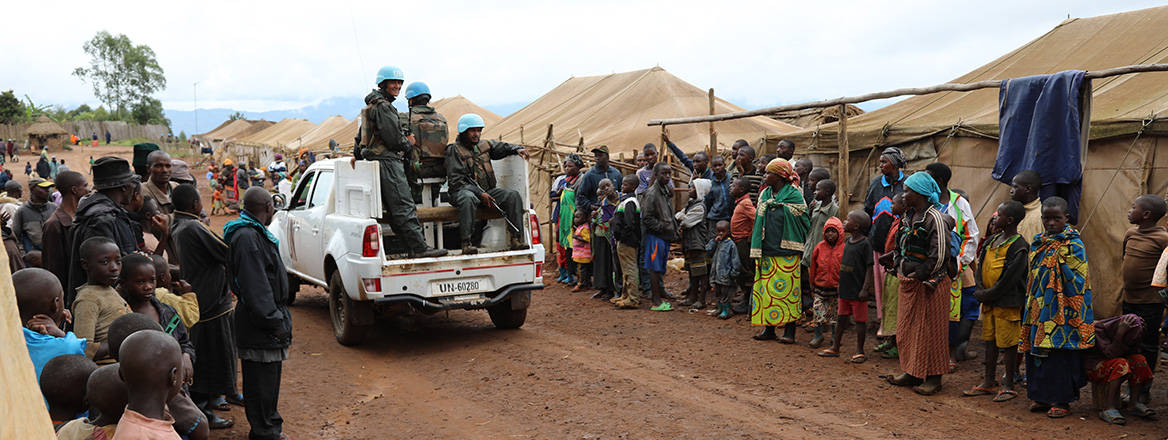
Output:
[2, 0, 1162, 118]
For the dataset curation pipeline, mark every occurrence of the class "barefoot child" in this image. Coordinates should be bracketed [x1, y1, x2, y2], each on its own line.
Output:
[71, 237, 131, 363]
[15, 268, 86, 381]
[1020, 196, 1094, 418]
[39, 354, 98, 428]
[114, 330, 185, 440]
[677, 178, 711, 310]
[570, 210, 593, 292]
[611, 175, 642, 309]
[707, 221, 742, 319]
[963, 201, 1027, 402]
[819, 211, 873, 362]
[808, 217, 844, 348]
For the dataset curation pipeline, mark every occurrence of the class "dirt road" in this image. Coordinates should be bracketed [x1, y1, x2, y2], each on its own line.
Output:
[24, 145, 1166, 439]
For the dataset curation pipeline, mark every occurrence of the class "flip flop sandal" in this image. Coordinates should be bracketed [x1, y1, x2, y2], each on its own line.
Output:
[991, 389, 1017, 402]
[1098, 409, 1125, 425]
[849, 354, 867, 364]
[650, 302, 673, 312]
[948, 361, 958, 373]
[962, 386, 996, 397]
[1130, 402, 1157, 420]
[1046, 407, 1070, 418]
[1028, 402, 1051, 413]
[817, 349, 840, 357]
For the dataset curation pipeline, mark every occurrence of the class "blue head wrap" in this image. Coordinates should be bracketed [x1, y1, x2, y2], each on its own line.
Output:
[904, 171, 942, 209]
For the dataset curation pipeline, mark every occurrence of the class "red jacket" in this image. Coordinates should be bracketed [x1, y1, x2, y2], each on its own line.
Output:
[810, 217, 845, 289]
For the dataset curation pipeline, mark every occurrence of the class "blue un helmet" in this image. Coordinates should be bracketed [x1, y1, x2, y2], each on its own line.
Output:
[457, 113, 486, 133]
[375, 65, 405, 85]
[404, 82, 430, 99]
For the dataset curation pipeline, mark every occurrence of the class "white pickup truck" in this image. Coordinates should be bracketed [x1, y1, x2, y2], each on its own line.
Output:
[269, 156, 545, 346]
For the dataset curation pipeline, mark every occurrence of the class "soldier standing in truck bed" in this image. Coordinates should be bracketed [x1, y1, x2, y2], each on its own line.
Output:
[400, 81, 448, 202]
[353, 65, 447, 258]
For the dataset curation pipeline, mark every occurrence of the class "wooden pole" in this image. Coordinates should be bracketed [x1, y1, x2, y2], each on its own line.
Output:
[661, 125, 672, 167]
[648, 63, 1168, 127]
[708, 88, 717, 159]
[837, 104, 850, 214]
[520, 125, 525, 145]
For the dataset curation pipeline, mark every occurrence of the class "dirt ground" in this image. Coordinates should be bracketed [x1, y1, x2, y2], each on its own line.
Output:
[19, 144, 1168, 439]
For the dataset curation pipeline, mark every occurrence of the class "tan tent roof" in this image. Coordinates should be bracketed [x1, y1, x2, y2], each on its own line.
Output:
[285, 115, 349, 150]
[432, 96, 502, 141]
[485, 67, 799, 155]
[774, 5, 1168, 151]
[199, 119, 275, 142]
[26, 115, 67, 136]
[306, 116, 359, 150]
[235, 118, 316, 148]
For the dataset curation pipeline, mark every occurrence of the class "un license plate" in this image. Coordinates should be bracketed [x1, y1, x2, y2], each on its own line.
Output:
[431, 277, 491, 296]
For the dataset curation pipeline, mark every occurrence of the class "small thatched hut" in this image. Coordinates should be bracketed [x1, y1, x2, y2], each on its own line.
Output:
[26, 115, 68, 150]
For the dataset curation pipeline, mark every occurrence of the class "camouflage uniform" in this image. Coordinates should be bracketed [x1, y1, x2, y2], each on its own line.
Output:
[400, 104, 449, 199]
[444, 139, 524, 246]
[356, 88, 428, 253]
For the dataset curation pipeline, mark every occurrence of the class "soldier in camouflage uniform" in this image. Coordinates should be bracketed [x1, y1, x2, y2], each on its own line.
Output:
[399, 81, 448, 201]
[445, 114, 529, 255]
[354, 66, 447, 258]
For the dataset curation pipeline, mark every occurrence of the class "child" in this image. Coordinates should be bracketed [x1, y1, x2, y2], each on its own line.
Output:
[611, 175, 642, 309]
[808, 217, 844, 348]
[1085, 314, 1155, 424]
[71, 236, 131, 363]
[15, 267, 86, 381]
[210, 185, 226, 216]
[570, 210, 593, 292]
[642, 162, 680, 311]
[114, 330, 185, 440]
[707, 220, 742, 319]
[803, 179, 840, 331]
[729, 178, 757, 315]
[590, 178, 619, 300]
[964, 201, 1028, 402]
[1120, 195, 1168, 372]
[39, 354, 98, 428]
[676, 178, 711, 310]
[818, 211, 873, 363]
[875, 192, 906, 359]
[25, 161, 32, 176]
[56, 364, 126, 439]
[1020, 196, 1094, 418]
[119, 254, 196, 378]
[151, 254, 200, 329]
[552, 155, 582, 284]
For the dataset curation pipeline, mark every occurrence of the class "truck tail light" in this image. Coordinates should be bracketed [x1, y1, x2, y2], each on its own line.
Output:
[361, 278, 381, 293]
[362, 225, 379, 257]
[535, 263, 542, 278]
[529, 212, 541, 245]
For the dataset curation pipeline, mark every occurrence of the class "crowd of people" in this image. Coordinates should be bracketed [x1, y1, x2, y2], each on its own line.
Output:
[16, 150, 292, 439]
[550, 139, 1168, 425]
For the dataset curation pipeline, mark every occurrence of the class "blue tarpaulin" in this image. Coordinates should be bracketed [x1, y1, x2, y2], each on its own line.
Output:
[993, 70, 1087, 221]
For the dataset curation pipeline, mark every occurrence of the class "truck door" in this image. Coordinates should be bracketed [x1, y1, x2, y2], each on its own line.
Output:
[285, 170, 317, 271]
[299, 169, 333, 281]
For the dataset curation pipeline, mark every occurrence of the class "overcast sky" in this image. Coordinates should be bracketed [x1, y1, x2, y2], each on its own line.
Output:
[3, 0, 1163, 117]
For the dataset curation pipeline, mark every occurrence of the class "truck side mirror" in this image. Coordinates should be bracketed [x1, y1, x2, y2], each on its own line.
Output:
[272, 193, 287, 210]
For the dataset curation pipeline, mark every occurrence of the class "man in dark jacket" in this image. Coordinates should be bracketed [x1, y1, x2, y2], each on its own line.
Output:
[66, 157, 139, 306]
[354, 65, 445, 259]
[575, 145, 622, 216]
[172, 183, 236, 429]
[42, 171, 87, 290]
[445, 113, 528, 255]
[36, 156, 51, 179]
[226, 187, 290, 440]
[12, 177, 57, 252]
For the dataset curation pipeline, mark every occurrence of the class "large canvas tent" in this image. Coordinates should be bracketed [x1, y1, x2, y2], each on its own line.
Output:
[766, 6, 1168, 312]
[486, 67, 800, 155]
[432, 95, 502, 141]
[285, 115, 349, 151]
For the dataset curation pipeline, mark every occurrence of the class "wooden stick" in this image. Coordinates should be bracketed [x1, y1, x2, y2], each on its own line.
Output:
[837, 104, 850, 214]
[708, 88, 716, 159]
[648, 63, 1168, 126]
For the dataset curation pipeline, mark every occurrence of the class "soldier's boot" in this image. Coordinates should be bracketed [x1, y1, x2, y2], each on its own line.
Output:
[462, 242, 479, 255]
[410, 247, 448, 258]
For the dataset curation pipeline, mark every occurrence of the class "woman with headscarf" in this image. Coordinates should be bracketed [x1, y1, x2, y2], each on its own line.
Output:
[866, 147, 907, 349]
[886, 171, 951, 395]
[749, 159, 811, 343]
[551, 154, 585, 284]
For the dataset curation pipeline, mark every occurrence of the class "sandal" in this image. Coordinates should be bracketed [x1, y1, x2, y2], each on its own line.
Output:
[962, 386, 995, 397]
[873, 340, 893, 353]
[817, 349, 840, 357]
[1098, 409, 1125, 425]
[1130, 402, 1157, 420]
[849, 354, 867, 364]
[992, 389, 1018, 402]
[880, 347, 899, 359]
[1046, 407, 1070, 419]
[947, 360, 958, 374]
[649, 302, 673, 312]
[1029, 402, 1052, 413]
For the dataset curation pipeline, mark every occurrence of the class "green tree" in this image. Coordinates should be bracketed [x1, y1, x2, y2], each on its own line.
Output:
[130, 97, 170, 126]
[0, 90, 23, 124]
[72, 31, 166, 119]
[228, 111, 246, 120]
[69, 104, 93, 118]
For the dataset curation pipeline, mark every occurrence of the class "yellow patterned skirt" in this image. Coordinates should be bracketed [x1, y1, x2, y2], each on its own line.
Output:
[751, 255, 802, 326]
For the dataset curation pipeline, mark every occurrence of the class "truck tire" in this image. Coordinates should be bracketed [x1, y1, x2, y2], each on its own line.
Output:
[286, 274, 299, 306]
[487, 298, 527, 329]
[329, 271, 371, 346]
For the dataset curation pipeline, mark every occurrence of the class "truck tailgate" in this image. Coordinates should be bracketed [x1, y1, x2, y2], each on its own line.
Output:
[376, 249, 542, 304]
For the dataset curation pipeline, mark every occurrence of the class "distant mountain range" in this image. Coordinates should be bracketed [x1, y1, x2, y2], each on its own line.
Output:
[165, 96, 527, 136]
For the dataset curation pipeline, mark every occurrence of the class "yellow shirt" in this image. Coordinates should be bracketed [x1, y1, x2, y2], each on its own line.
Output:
[156, 287, 200, 329]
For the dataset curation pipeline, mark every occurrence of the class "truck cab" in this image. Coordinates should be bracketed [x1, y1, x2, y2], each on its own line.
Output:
[270, 155, 545, 345]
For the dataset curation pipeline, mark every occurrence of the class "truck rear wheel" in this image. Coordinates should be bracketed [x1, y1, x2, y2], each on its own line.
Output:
[329, 271, 371, 346]
[487, 297, 528, 329]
